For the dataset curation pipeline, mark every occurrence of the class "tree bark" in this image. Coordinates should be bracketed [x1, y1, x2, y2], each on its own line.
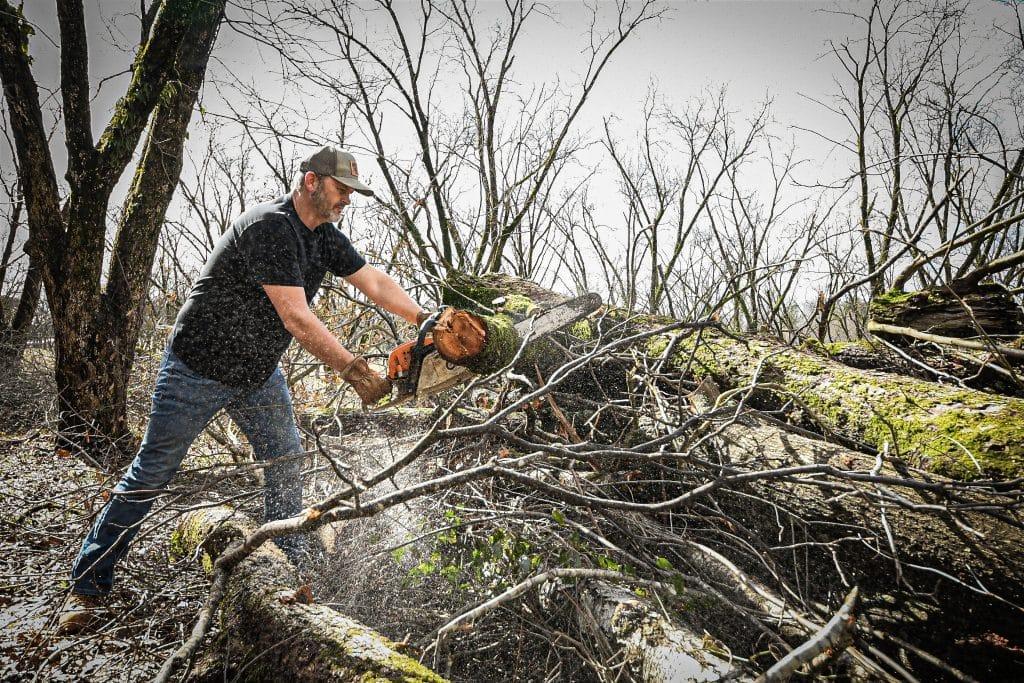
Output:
[171, 507, 448, 683]
[869, 281, 1024, 342]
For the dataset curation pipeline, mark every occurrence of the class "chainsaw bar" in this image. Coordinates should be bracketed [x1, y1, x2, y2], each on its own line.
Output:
[375, 292, 601, 410]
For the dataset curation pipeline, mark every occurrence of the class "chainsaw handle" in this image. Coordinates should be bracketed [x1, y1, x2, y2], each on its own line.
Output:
[415, 305, 448, 346]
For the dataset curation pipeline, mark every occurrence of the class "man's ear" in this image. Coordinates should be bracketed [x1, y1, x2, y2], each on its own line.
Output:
[304, 171, 319, 193]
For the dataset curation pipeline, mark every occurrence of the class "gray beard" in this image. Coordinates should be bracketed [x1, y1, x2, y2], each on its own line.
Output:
[310, 183, 340, 223]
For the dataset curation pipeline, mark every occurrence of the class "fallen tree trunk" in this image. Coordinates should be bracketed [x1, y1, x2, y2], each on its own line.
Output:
[438, 273, 1024, 677]
[672, 332, 1024, 478]
[442, 273, 1024, 479]
[171, 507, 446, 683]
[697, 401, 1024, 600]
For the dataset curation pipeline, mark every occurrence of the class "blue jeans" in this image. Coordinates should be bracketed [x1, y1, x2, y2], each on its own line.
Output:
[71, 346, 305, 596]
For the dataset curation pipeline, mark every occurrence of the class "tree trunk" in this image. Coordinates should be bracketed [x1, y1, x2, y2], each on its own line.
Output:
[443, 273, 1024, 479]
[0, 0, 227, 470]
[171, 507, 448, 683]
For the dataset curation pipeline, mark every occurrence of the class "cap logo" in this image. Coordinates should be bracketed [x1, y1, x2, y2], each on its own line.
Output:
[349, 159, 359, 177]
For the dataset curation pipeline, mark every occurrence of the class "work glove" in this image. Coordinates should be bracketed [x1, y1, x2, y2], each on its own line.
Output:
[415, 310, 431, 327]
[340, 356, 392, 406]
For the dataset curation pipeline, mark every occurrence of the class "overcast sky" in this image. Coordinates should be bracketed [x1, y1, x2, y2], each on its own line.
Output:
[9, 1, 1016, 179]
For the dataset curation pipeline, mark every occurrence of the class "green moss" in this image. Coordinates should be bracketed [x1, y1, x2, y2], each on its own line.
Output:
[169, 513, 217, 574]
[645, 335, 670, 357]
[800, 338, 828, 355]
[323, 623, 446, 682]
[440, 275, 504, 313]
[768, 350, 829, 376]
[868, 288, 917, 321]
[872, 288, 915, 308]
[463, 313, 518, 375]
[823, 339, 877, 355]
[440, 274, 539, 317]
[672, 334, 1024, 479]
[569, 320, 593, 340]
[169, 514, 204, 561]
[502, 294, 537, 315]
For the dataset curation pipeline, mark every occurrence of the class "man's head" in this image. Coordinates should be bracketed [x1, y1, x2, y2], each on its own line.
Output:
[299, 146, 373, 196]
[293, 146, 374, 225]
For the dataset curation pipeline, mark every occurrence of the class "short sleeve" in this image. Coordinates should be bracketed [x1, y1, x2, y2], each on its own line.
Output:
[322, 226, 367, 277]
[237, 220, 305, 286]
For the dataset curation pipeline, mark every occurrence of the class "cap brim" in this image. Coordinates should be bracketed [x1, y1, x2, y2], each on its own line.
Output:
[333, 175, 374, 197]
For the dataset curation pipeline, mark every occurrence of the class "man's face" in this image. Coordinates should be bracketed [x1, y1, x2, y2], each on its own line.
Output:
[310, 174, 354, 223]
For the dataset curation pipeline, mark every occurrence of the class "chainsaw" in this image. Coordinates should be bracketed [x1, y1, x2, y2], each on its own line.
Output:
[378, 293, 602, 410]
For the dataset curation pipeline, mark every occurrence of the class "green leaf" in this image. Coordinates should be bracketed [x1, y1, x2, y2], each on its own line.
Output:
[551, 508, 566, 525]
[655, 556, 673, 571]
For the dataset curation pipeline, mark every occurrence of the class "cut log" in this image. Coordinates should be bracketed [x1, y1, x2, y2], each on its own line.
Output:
[868, 281, 1024, 340]
[432, 307, 488, 364]
[170, 507, 447, 683]
[433, 305, 522, 375]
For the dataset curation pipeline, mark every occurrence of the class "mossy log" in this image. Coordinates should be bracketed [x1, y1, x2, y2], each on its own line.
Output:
[171, 507, 447, 683]
[669, 334, 1024, 478]
[438, 273, 622, 394]
[437, 274, 602, 379]
[609, 393, 1024, 676]
[711, 413, 1024, 667]
[442, 273, 1024, 479]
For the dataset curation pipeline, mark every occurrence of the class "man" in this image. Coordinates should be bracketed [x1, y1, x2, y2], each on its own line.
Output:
[58, 146, 426, 633]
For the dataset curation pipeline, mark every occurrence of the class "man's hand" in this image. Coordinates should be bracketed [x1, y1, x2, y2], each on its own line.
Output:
[416, 310, 430, 327]
[340, 356, 392, 405]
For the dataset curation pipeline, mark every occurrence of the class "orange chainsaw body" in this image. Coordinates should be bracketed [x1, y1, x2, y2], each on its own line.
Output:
[387, 337, 435, 382]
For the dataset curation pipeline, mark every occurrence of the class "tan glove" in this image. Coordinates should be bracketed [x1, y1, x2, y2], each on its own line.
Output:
[340, 356, 392, 405]
[415, 310, 431, 326]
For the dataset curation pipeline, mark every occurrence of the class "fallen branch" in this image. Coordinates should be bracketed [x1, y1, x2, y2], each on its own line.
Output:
[757, 587, 859, 683]
[867, 321, 1024, 362]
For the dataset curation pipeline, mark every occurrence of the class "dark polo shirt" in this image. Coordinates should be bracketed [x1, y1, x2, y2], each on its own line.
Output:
[171, 195, 365, 387]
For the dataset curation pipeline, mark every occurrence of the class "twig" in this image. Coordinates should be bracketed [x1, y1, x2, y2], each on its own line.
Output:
[756, 587, 859, 682]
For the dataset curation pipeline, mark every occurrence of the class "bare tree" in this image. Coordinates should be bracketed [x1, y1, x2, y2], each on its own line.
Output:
[230, 0, 663, 286]
[0, 106, 41, 370]
[813, 0, 1024, 339]
[0, 0, 227, 467]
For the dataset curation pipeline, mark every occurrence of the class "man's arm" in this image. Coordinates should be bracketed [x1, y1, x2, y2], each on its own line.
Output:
[344, 264, 425, 325]
[262, 285, 355, 373]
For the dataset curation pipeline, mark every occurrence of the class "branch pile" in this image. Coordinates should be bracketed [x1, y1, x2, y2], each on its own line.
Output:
[159, 273, 1024, 682]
